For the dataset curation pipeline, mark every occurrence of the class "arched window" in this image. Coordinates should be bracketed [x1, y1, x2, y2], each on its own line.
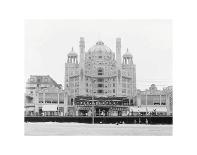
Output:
[98, 68, 104, 76]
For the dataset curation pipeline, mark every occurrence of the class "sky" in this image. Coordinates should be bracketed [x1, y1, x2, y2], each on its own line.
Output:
[25, 20, 172, 90]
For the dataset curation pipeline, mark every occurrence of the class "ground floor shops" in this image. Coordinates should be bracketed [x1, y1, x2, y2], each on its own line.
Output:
[129, 106, 168, 116]
[74, 106, 129, 116]
[66, 96, 132, 116]
[24, 104, 67, 116]
[24, 106, 35, 116]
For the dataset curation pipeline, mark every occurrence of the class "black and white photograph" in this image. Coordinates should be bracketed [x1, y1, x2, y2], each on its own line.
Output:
[24, 20, 172, 136]
[2, 0, 197, 155]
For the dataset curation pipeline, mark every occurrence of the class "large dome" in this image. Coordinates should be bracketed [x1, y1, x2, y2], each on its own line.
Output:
[88, 41, 112, 54]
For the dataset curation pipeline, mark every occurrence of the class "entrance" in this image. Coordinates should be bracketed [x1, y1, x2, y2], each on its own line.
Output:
[38, 107, 42, 116]
[79, 110, 89, 116]
[118, 111, 122, 116]
[95, 107, 110, 116]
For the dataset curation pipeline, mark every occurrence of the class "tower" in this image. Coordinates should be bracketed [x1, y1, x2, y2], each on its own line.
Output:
[122, 48, 136, 97]
[116, 38, 122, 96]
[64, 47, 78, 93]
[116, 38, 121, 68]
[79, 37, 85, 95]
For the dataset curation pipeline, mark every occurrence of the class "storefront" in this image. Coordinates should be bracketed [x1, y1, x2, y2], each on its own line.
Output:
[129, 106, 168, 116]
[42, 105, 58, 116]
[25, 106, 35, 116]
[147, 106, 167, 116]
[73, 96, 131, 117]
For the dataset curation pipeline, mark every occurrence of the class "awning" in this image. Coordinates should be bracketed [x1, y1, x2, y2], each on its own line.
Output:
[130, 107, 139, 112]
[147, 106, 167, 112]
[155, 107, 167, 112]
[138, 107, 147, 112]
[25, 107, 35, 111]
[42, 105, 58, 111]
[147, 107, 157, 112]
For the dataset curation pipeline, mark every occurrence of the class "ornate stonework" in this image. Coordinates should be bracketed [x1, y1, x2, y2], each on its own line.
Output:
[64, 38, 136, 98]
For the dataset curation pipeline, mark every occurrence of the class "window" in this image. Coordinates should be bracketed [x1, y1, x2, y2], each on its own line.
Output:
[44, 78, 48, 82]
[97, 90, 103, 93]
[37, 78, 41, 83]
[113, 83, 115, 87]
[97, 78, 103, 82]
[122, 78, 126, 82]
[113, 89, 115, 93]
[98, 84, 103, 87]
[98, 68, 104, 75]
[122, 89, 126, 93]
[99, 56, 102, 59]
[122, 83, 126, 88]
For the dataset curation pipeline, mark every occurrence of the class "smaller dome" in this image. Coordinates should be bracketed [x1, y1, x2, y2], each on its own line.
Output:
[123, 48, 133, 57]
[68, 47, 77, 56]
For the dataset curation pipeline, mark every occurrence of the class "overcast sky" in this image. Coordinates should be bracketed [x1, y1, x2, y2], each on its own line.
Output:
[25, 20, 172, 90]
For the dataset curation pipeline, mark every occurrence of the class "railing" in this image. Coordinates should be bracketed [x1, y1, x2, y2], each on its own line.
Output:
[24, 112, 169, 117]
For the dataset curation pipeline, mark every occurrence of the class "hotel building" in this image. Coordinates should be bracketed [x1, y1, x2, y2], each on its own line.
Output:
[64, 38, 136, 116]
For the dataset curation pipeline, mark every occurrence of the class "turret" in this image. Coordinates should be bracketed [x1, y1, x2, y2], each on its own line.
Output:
[67, 47, 78, 64]
[123, 48, 133, 65]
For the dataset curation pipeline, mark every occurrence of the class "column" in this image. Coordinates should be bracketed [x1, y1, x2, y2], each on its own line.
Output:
[64, 93, 68, 116]
[57, 93, 60, 116]
[43, 92, 45, 104]
[166, 94, 170, 115]
[145, 92, 147, 106]
[58, 93, 60, 105]
[159, 93, 161, 105]
[145, 92, 148, 115]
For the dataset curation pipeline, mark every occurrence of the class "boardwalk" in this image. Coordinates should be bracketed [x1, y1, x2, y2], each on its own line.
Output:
[24, 122, 172, 136]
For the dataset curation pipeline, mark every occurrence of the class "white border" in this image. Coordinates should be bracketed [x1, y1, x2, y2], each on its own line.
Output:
[1, 0, 197, 155]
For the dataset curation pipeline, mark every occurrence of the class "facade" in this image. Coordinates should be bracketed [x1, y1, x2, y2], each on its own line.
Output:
[33, 87, 68, 116]
[64, 38, 136, 116]
[68, 96, 136, 117]
[26, 75, 62, 95]
[25, 75, 67, 116]
[135, 84, 173, 115]
[64, 38, 136, 98]
[25, 39, 173, 117]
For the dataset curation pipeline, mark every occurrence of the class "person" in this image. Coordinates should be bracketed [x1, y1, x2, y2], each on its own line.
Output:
[146, 118, 148, 124]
